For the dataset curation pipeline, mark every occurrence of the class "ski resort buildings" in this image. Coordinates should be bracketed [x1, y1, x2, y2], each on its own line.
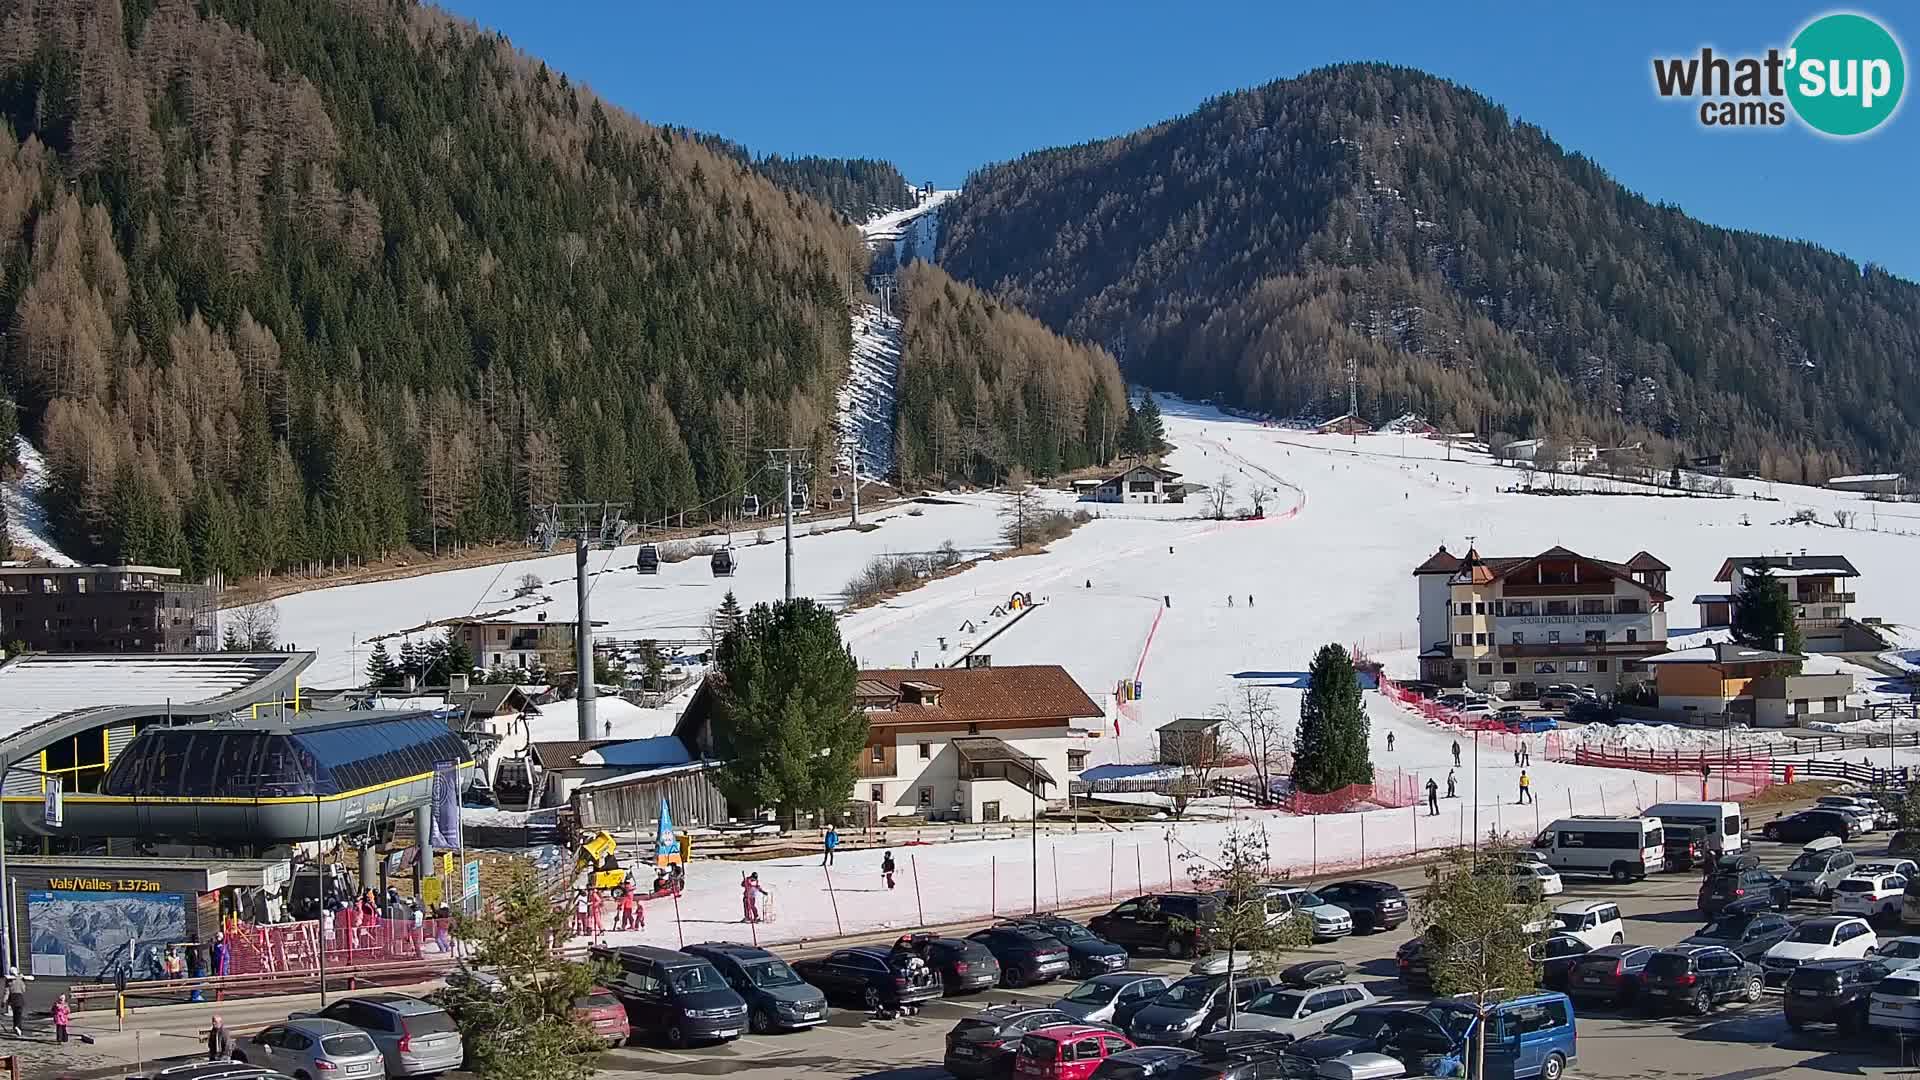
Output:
[1697, 554, 1876, 652]
[0, 562, 216, 654]
[1413, 545, 1671, 696]
[1085, 465, 1186, 504]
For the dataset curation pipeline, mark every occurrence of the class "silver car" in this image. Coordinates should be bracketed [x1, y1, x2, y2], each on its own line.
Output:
[1230, 983, 1376, 1039]
[1053, 972, 1172, 1024]
[236, 1017, 384, 1080]
[300, 995, 463, 1077]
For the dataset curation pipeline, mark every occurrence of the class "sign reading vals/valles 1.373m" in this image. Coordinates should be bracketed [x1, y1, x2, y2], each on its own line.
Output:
[46, 877, 165, 892]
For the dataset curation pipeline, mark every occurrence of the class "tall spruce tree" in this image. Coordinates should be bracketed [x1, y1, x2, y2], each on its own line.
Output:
[365, 641, 399, 688]
[713, 598, 868, 818]
[1136, 395, 1167, 452]
[1732, 565, 1804, 655]
[1292, 643, 1373, 793]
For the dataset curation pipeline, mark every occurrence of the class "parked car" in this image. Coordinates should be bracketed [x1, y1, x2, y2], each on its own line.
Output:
[1090, 895, 1221, 961]
[1762, 916, 1879, 986]
[1861, 859, 1920, 880]
[1876, 935, 1920, 968]
[1537, 685, 1584, 709]
[297, 995, 464, 1077]
[1314, 881, 1409, 934]
[1013, 1024, 1135, 1080]
[573, 987, 631, 1047]
[1532, 933, 1593, 991]
[1682, 910, 1795, 960]
[1817, 796, 1884, 833]
[1698, 865, 1791, 916]
[1664, 826, 1708, 873]
[1550, 901, 1625, 949]
[945, 1005, 1081, 1079]
[1394, 937, 1435, 990]
[791, 946, 940, 1013]
[1638, 946, 1765, 1014]
[682, 942, 829, 1034]
[1009, 915, 1131, 977]
[591, 945, 750, 1048]
[1785, 958, 1891, 1033]
[129, 1066, 291, 1080]
[1762, 810, 1856, 845]
[1227, 983, 1376, 1040]
[1088, 1047, 1199, 1080]
[1833, 872, 1909, 920]
[1869, 967, 1920, 1035]
[1056, 973, 1174, 1027]
[885, 932, 1001, 994]
[1501, 862, 1565, 900]
[971, 925, 1075, 988]
[1566, 944, 1659, 1006]
[1565, 699, 1618, 725]
[1506, 715, 1559, 733]
[234, 1018, 385, 1080]
[1127, 975, 1275, 1046]
[1779, 837, 1860, 900]
[1241, 886, 1354, 941]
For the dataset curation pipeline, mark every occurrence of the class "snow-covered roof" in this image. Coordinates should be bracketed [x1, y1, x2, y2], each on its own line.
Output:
[1642, 642, 1800, 666]
[1829, 473, 1903, 484]
[0, 652, 312, 748]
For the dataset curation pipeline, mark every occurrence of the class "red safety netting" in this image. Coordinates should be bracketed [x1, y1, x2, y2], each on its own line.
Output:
[220, 917, 458, 976]
[1565, 748, 1779, 797]
[1284, 767, 1421, 815]
[1379, 676, 1566, 759]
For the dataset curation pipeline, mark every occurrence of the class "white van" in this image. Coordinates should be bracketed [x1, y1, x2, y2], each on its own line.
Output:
[1532, 816, 1666, 882]
[1644, 801, 1745, 855]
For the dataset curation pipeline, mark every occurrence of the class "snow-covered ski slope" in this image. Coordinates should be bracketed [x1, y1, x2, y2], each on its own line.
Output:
[3, 435, 77, 565]
[861, 187, 957, 263]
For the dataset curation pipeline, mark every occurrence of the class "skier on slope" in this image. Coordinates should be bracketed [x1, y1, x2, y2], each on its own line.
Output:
[1451, 740, 1461, 768]
[1386, 732, 1395, 752]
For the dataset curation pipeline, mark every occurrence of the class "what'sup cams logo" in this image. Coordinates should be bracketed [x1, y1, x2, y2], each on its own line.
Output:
[1653, 11, 1906, 136]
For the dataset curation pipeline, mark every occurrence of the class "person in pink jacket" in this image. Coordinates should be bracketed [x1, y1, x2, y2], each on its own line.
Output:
[52, 993, 71, 1043]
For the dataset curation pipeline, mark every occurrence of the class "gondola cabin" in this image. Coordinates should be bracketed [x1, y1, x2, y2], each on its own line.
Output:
[636, 543, 660, 574]
[710, 548, 737, 577]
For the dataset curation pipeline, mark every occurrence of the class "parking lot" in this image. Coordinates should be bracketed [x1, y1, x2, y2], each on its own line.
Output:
[586, 826, 1920, 1078]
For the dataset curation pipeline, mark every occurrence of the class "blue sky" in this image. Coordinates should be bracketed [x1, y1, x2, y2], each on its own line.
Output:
[440, 2, 1917, 280]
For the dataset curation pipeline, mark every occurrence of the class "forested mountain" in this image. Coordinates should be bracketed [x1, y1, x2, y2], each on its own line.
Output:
[682, 134, 914, 218]
[938, 63, 1920, 480]
[892, 261, 1127, 485]
[0, 0, 871, 578]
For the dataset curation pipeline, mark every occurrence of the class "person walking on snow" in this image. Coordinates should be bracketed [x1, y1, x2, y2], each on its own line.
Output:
[1514, 747, 1522, 767]
[1451, 740, 1461, 768]
[1227, 595, 1233, 607]
[882, 851, 897, 890]
[1520, 742, 1530, 766]
[822, 824, 838, 866]
[1386, 732, 1395, 752]
[1426, 778, 1440, 816]
[1518, 770, 1533, 804]
[742, 873, 767, 923]
[1446, 770, 1457, 799]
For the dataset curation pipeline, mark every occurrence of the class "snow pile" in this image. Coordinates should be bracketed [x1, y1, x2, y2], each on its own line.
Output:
[1572, 722, 1789, 754]
[3, 436, 77, 565]
[1805, 716, 1920, 736]
[836, 303, 902, 481]
[1881, 651, 1920, 675]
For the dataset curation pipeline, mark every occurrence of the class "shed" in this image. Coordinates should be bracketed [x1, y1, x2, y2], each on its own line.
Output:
[1157, 717, 1226, 766]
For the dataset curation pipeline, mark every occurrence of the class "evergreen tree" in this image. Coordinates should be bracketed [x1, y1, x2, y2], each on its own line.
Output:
[365, 641, 399, 688]
[713, 598, 868, 818]
[712, 591, 744, 640]
[1135, 395, 1166, 452]
[1732, 565, 1804, 656]
[442, 631, 476, 682]
[398, 638, 421, 683]
[1292, 643, 1372, 793]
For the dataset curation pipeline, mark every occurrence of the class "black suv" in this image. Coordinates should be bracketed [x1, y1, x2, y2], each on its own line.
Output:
[1006, 915, 1130, 976]
[1664, 826, 1707, 873]
[1785, 958, 1891, 1033]
[791, 946, 941, 1012]
[681, 942, 829, 1034]
[1315, 880, 1409, 933]
[1761, 810, 1855, 843]
[944, 1004, 1080, 1079]
[1089, 894, 1220, 961]
[1638, 946, 1763, 1015]
[1395, 937, 1436, 989]
[1698, 867, 1790, 916]
[968, 925, 1072, 988]
[894, 933, 1002, 994]
[1532, 933, 1592, 991]
[1681, 910, 1794, 960]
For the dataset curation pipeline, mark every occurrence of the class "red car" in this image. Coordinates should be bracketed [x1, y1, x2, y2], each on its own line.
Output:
[1014, 1024, 1134, 1080]
[576, 986, 631, 1046]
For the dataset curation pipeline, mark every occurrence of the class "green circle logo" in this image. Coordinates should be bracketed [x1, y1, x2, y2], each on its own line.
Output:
[1787, 12, 1906, 136]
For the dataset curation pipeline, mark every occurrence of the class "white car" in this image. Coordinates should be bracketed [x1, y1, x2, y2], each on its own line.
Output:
[1876, 935, 1920, 969]
[1870, 967, 1920, 1033]
[1551, 901, 1625, 950]
[1833, 873, 1908, 919]
[1762, 915, 1878, 985]
[1519, 863, 1565, 898]
[1861, 860, 1919, 880]
[1816, 796, 1882, 833]
[1230, 983, 1377, 1038]
[1252, 885, 1354, 940]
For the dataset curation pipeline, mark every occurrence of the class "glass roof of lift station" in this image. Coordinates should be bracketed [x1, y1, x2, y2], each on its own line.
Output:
[101, 711, 471, 799]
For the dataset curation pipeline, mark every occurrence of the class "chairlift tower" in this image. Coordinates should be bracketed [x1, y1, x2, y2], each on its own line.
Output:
[531, 502, 628, 740]
[764, 449, 812, 602]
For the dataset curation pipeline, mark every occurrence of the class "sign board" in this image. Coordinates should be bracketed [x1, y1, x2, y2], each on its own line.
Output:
[464, 860, 481, 912]
[260, 860, 292, 892]
[441, 852, 455, 878]
[421, 876, 443, 907]
[43, 778, 62, 828]
[654, 795, 683, 866]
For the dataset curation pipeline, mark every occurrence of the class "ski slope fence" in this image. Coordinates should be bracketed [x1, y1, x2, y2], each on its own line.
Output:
[1378, 677, 1568, 759]
[1283, 768, 1421, 815]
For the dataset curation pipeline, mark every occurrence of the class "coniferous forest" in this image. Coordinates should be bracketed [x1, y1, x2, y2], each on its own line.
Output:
[938, 63, 1920, 481]
[0, 0, 870, 577]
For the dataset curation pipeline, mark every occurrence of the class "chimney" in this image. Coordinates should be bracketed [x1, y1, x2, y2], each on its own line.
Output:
[449, 672, 470, 694]
[1774, 634, 1785, 653]
[404, 673, 418, 693]
[538, 612, 547, 622]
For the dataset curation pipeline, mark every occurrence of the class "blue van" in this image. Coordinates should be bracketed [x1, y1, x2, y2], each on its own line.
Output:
[1481, 992, 1577, 1080]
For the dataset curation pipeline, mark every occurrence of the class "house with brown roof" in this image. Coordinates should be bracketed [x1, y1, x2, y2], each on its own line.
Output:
[1088, 464, 1185, 504]
[1699, 554, 1874, 652]
[1413, 545, 1671, 696]
[676, 662, 1103, 823]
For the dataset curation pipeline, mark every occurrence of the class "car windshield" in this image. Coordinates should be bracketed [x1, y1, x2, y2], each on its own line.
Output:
[1063, 980, 1123, 1005]
[670, 965, 726, 993]
[1553, 913, 1585, 931]
[1789, 852, 1831, 872]
[1694, 918, 1750, 941]
[1246, 990, 1305, 1017]
[576, 991, 620, 1010]
[322, 1033, 377, 1057]
[1290, 891, 1328, 907]
[1789, 925, 1839, 944]
[1047, 922, 1093, 941]
[1158, 978, 1218, 1008]
[1884, 941, 1920, 960]
[745, 960, 802, 989]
